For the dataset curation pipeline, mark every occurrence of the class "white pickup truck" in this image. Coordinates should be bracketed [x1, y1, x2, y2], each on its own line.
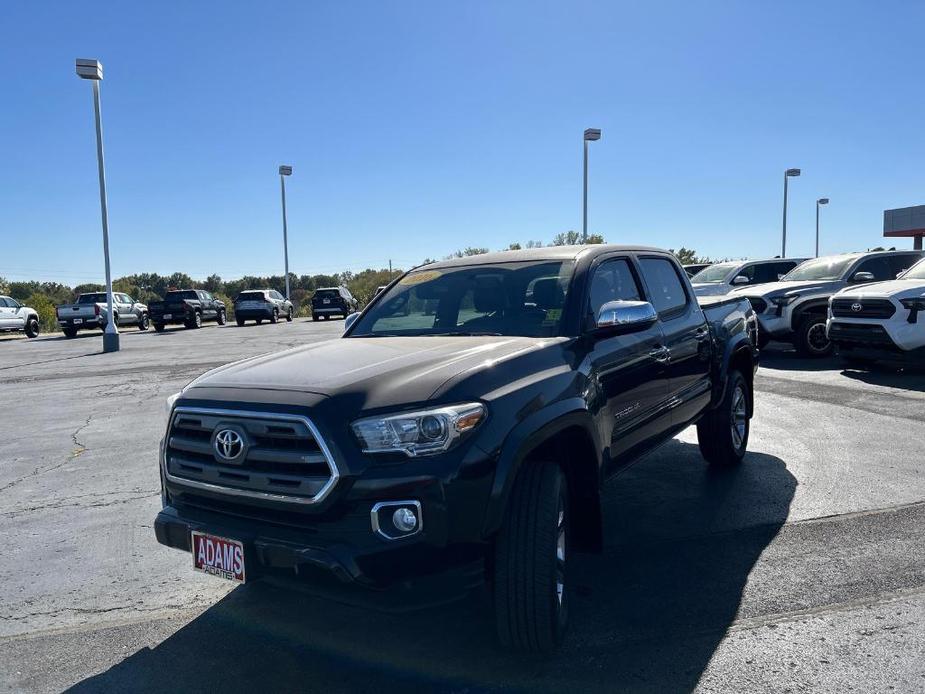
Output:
[828, 256, 925, 367]
[0, 296, 40, 338]
[56, 292, 149, 338]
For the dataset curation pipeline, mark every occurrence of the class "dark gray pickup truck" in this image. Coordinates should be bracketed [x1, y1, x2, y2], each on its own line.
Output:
[155, 245, 758, 653]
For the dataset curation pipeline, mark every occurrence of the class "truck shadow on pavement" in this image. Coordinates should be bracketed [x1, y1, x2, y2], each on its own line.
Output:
[69, 441, 795, 694]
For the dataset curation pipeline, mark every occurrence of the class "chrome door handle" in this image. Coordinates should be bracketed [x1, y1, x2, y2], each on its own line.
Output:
[649, 346, 671, 363]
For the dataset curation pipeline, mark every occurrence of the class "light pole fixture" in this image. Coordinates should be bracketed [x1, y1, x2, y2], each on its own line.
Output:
[583, 128, 601, 244]
[279, 165, 293, 300]
[76, 58, 119, 353]
[781, 168, 801, 258]
[815, 197, 829, 258]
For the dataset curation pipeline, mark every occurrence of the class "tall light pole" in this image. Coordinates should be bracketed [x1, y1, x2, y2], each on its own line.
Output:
[279, 165, 293, 299]
[76, 58, 118, 353]
[583, 128, 601, 244]
[815, 197, 829, 258]
[781, 168, 801, 257]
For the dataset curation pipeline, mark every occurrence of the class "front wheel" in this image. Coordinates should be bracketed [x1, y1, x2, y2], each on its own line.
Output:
[794, 315, 832, 357]
[697, 369, 750, 467]
[138, 314, 149, 331]
[493, 461, 569, 654]
[217, 310, 227, 326]
[25, 318, 40, 338]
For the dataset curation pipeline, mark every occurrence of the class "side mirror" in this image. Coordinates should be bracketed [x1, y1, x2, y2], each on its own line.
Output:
[852, 271, 875, 283]
[594, 300, 658, 335]
[732, 275, 750, 285]
[344, 312, 360, 332]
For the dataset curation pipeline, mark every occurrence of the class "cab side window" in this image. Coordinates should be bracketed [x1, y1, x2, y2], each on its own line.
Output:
[854, 257, 893, 281]
[638, 257, 688, 315]
[889, 254, 920, 278]
[587, 258, 642, 321]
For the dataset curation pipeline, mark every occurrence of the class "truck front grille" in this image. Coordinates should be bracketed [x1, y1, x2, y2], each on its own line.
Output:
[164, 407, 339, 505]
[831, 298, 895, 319]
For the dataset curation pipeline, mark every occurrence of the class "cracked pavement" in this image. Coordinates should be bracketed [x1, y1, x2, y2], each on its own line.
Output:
[1, 324, 924, 693]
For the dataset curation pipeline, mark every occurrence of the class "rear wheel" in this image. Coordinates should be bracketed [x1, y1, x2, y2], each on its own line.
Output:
[256, 318, 263, 325]
[794, 315, 832, 357]
[286, 307, 293, 322]
[138, 314, 149, 331]
[25, 318, 40, 338]
[312, 314, 319, 322]
[236, 317, 245, 327]
[63, 327, 77, 338]
[154, 323, 166, 333]
[270, 308, 279, 324]
[217, 310, 227, 325]
[493, 461, 569, 654]
[186, 312, 202, 329]
[697, 369, 749, 467]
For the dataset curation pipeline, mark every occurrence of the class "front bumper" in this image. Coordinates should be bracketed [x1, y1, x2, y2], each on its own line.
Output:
[828, 318, 925, 362]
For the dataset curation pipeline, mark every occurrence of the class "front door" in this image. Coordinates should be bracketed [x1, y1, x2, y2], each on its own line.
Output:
[0, 298, 15, 328]
[637, 256, 712, 428]
[585, 256, 671, 471]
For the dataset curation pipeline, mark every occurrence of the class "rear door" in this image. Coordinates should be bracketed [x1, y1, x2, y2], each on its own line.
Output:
[198, 291, 214, 319]
[585, 255, 672, 469]
[637, 255, 712, 428]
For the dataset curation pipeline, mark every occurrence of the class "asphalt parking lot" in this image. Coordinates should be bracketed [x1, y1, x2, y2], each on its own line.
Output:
[2, 323, 924, 693]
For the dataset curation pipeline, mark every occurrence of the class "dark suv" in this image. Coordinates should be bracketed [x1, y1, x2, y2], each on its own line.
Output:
[155, 246, 757, 653]
[233, 289, 293, 326]
[311, 286, 357, 320]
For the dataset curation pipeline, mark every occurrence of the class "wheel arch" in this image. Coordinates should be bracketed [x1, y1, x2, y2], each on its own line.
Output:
[483, 402, 604, 553]
[790, 299, 829, 331]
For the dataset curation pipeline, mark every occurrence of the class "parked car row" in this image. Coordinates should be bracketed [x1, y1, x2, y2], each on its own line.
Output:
[44, 286, 355, 338]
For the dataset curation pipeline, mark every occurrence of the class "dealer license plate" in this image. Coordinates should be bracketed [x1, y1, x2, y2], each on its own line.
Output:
[191, 531, 245, 583]
[164, 313, 173, 319]
[323, 298, 331, 304]
[73, 318, 83, 324]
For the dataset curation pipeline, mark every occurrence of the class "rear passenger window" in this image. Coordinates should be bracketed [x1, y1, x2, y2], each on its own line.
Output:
[588, 259, 642, 320]
[639, 257, 688, 315]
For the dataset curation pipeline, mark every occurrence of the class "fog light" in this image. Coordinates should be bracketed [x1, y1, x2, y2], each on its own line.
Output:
[371, 500, 423, 540]
[392, 507, 418, 533]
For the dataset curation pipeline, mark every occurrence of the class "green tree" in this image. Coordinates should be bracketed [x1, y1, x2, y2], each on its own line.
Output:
[669, 247, 712, 265]
[25, 292, 58, 333]
[0, 276, 8, 295]
[551, 231, 604, 246]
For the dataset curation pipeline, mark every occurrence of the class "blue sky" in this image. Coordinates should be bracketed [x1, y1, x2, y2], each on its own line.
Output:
[2, 1, 924, 285]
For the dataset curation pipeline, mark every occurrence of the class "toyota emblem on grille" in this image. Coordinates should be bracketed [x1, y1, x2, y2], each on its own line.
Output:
[213, 428, 245, 463]
[851, 302, 863, 312]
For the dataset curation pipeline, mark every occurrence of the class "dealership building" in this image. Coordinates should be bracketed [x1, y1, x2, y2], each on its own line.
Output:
[884, 205, 925, 250]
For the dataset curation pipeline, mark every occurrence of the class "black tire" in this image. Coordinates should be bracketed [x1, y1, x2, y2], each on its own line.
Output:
[286, 307, 293, 322]
[154, 323, 166, 333]
[217, 310, 227, 326]
[697, 369, 750, 467]
[794, 315, 832, 357]
[270, 308, 279, 324]
[186, 311, 202, 329]
[493, 461, 569, 654]
[63, 327, 77, 339]
[256, 318, 263, 325]
[312, 314, 319, 322]
[25, 318, 40, 338]
[236, 317, 245, 327]
[138, 314, 149, 331]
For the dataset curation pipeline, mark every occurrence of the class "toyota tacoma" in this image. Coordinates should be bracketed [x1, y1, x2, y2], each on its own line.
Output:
[155, 245, 758, 652]
[149, 289, 227, 332]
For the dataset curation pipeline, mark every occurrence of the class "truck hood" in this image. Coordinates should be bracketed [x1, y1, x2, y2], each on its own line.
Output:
[185, 335, 558, 408]
[691, 283, 732, 297]
[834, 279, 925, 300]
[733, 279, 842, 300]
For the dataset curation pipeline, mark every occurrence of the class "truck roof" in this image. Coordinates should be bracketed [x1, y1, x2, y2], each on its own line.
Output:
[422, 244, 668, 270]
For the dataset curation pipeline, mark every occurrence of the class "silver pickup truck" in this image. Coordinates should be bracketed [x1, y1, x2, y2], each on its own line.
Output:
[56, 292, 149, 338]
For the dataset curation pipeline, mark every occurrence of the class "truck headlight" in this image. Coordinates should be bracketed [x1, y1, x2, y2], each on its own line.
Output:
[770, 294, 799, 307]
[900, 297, 925, 324]
[351, 403, 486, 457]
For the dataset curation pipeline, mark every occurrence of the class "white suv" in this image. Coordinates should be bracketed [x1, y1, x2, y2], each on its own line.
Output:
[690, 258, 806, 297]
[0, 296, 40, 338]
[828, 256, 925, 367]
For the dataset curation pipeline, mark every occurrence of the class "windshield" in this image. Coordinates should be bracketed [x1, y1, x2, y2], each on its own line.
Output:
[349, 260, 575, 338]
[781, 255, 858, 281]
[166, 290, 198, 300]
[77, 293, 107, 304]
[691, 262, 737, 284]
[901, 258, 925, 280]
